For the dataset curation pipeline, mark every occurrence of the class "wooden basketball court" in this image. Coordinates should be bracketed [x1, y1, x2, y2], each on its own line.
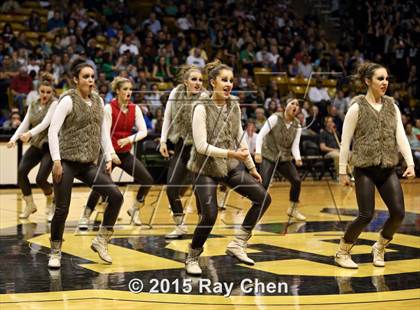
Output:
[0, 180, 419, 309]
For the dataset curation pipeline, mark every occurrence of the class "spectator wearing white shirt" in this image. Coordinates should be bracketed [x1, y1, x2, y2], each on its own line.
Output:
[186, 48, 206, 68]
[119, 36, 139, 56]
[297, 55, 312, 78]
[27, 57, 40, 75]
[308, 78, 331, 115]
[256, 45, 274, 68]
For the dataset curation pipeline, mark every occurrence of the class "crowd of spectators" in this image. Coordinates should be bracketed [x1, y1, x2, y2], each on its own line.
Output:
[0, 0, 419, 173]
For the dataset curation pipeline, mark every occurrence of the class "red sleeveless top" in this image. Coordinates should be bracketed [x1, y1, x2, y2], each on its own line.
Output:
[110, 98, 135, 153]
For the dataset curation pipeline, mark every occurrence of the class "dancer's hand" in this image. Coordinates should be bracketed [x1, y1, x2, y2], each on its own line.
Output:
[20, 132, 32, 143]
[111, 153, 121, 165]
[117, 138, 131, 148]
[295, 159, 303, 167]
[250, 167, 262, 183]
[105, 161, 112, 174]
[403, 165, 416, 179]
[254, 153, 262, 163]
[229, 148, 249, 161]
[160, 142, 169, 158]
[6, 141, 15, 148]
[52, 160, 63, 184]
[339, 174, 351, 186]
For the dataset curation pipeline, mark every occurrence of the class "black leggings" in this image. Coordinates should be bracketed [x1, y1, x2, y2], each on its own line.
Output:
[18, 144, 53, 196]
[260, 159, 301, 202]
[167, 140, 200, 215]
[191, 167, 272, 249]
[85, 152, 153, 211]
[51, 160, 123, 241]
[343, 166, 405, 243]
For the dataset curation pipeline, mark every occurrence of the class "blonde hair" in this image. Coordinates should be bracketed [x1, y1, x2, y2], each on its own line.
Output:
[38, 72, 54, 88]
[176, 64, 202, 84]
[205, 59, 232, 89]
[111, 76, 131, 93]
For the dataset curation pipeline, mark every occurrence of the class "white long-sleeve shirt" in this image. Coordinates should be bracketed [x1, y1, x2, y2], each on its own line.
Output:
[160, 86, 178, 143]
[48, 95, 113, 162]
[10, 100, 58, 142]
[255, 114, 302, 161]
[103, 103, 147, 154]
[339, 101, 414, 174]
[192, 103, 255, 171]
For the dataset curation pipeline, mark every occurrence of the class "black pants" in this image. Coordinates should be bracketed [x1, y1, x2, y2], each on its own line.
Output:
[18, 144, 53, 196]
[260, 159, 301, 202]
[191, 167, 272, 249]
[51, 160, 123, 241]
[343, 166, 405, 243]
[85, 152, 153, 211]
[167, 140, 200, 215]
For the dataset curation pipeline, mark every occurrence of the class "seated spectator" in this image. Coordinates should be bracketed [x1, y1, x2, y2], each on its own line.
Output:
[332, 90, 349, 120]
[254, 107, 266, 132]
[189, 45, 208, 62]
[413, 119, 420, 136]
[288, 58, 299, 77]
[328, 105, 343, 135]
[298, 55, 313, 78]
[240, 43, 256, 72]
[152, 107, 164, 135]
[26, 10, 42, 32]
[27, 56, 41, 76]
[186, 47, 205, 68]
[301, 100, 311, 119]
[264, 94, 280, 110]
[319, 116, 341, 176]
[308, 78, 331, 116]
[405, 123, 420, 163]
[47, 10, 65, 32]
[176, 14, 193, 31]
[145, 83, 162, 116]
[305, 105, 322, 134]
[266, 98, 280, 116]
[119, 36, 139, 56]
[10, 66, 33, 111]
[238, 68, 250, 89]
[1, 110, 21, 133]
[256, 45, 274, 68]
[142, 12, 162, 34]
[241, 119, 258, 157]
[152, 56, 171, 82]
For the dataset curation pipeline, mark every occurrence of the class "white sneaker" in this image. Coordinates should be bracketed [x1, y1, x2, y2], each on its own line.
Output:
[165, 214, 187, 239]
[165, 224, 188, 239]
[78, 207, 92, 230]
[45, 194, 55, 222]
[335, 239, 358, 269]
[19, 195, 37, 219]
[127, 207, 141, 226]
[372, 234, 391, 267]
[226, 240, 255, 265]
[217, 190, 226, 210]
[185, 245, 203, 275]
[287, 206, 306, 221]
[48, 240, 62, 269]
[91, 227, 113, 263]
[47, 203, 55, 223]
